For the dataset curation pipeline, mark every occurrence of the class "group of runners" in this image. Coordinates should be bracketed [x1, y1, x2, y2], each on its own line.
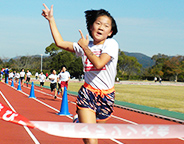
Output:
[1, 68, 32, 87]
[47, 65, 70, 99]
[1, 66, 70, 99]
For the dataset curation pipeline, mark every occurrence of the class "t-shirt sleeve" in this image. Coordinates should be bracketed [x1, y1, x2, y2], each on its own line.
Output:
[48, 75, 52, 79]
[101, 39, 119, 59]
[73, 42, 84, 57]
[68, 72, 70, 77]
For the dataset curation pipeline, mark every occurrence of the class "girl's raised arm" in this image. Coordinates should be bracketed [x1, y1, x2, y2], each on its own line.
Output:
[42, 4, 74, 52]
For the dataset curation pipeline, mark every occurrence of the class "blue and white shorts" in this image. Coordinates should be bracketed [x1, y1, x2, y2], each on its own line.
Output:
[76, 83, 115, 121]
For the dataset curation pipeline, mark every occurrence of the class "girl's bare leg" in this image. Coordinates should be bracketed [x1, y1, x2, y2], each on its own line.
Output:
[61, 87, 64, 97]
[78, 109, 98, 144]
[22, 80, 24, 86]
[54, 88, 57, 96]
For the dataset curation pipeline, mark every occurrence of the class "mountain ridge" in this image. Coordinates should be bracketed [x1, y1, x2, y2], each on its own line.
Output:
[3, 52, 155, 68]
[123, 51, 155, 68]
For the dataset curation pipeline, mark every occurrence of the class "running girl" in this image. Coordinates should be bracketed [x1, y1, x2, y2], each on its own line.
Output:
[42, 4, 118, 144]
[57, 65, 70, 98]
[25, 70, 32, 87]
[48, 69, 58, 99]
[20, 68, 25, 87]
[39, 71, 46, 90]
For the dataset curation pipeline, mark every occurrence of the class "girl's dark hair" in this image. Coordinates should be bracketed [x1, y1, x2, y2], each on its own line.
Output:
[85, 9, 118, 39]
[50, 69, 54, 73]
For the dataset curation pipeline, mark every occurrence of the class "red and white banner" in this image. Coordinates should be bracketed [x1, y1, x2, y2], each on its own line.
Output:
[0, 102, 35, 128]
[0, 102, 184, 139]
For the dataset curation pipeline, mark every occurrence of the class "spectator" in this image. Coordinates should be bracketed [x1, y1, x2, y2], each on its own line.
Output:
[4, 68, 10, 83]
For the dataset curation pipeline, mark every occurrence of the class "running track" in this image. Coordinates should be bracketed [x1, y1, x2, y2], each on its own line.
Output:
[0, 81, 183, 144]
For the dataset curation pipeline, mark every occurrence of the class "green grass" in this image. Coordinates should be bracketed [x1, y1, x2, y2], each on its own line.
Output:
[34, 81, 184, 113]
[114, 84, 184, 113]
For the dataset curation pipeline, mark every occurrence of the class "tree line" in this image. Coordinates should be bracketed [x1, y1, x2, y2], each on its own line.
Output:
[1, 43, 184, 82]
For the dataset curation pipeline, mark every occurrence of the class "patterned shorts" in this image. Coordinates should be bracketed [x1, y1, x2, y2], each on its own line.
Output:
[76, 83, 115, 121]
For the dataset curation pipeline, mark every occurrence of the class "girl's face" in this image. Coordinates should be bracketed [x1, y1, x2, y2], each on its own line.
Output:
[90, 15, 113, 45]
[53, 70, 56, 74]
[62, 67, 66, 72]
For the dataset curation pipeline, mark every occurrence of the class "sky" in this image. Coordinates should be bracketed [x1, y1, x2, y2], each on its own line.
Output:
[0, 0, 184, 59]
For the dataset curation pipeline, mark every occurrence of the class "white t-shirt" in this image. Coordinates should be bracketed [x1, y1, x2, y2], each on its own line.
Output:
[57, 71, 70, 83]
[48, 74, 57, 83]
[73, 38, 119, 90]
[9, 72, 14, 78]
[20, 71, 25, 77]
[15, 73, 20, 78]
[35, 72, 38, 76]
[26, 72, 32, 78]
[39, 74, 46, 82]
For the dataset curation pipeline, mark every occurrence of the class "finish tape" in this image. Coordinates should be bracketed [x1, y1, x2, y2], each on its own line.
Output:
[0, 102, 184, 139]
[31, 121, 184, 139]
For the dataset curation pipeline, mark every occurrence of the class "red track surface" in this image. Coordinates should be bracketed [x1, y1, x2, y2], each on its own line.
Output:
[0, 81, 183, 144]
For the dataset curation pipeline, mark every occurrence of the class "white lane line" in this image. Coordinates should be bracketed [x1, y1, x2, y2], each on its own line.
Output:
[178, 137, 184, 141]
[110, 138, 124, 144]
[0, 90, 40, 144]
[0, 91, 16, 112]
[23, 126, 40, 144]
[111, 115, 138, 125]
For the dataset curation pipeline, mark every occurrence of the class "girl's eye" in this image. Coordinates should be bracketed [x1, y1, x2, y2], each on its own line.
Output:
[96, 22, 100, 25]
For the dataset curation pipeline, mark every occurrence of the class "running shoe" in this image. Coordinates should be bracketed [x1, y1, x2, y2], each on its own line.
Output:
[73, 114, 79, 123]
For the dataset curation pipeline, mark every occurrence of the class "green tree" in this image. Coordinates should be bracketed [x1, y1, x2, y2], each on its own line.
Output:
[69, 57, 83, 78]
[126, 56, 142, 79]
[117, 50, 142, 80]
[50, 50, 75, 71]
[0, 58, 4, 68]
[45, 43, 60, 56]
[149, 54, 184, 81]
[45, 43, 83, 78]
[150, 53, 169, 77]
[163, 56, 184, 82]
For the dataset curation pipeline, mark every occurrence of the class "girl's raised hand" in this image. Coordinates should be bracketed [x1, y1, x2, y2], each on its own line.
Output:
[78, 29, 89, 49]
[41, 4, 53, 21]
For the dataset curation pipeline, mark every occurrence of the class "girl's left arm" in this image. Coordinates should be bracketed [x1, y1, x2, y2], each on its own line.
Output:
[77, 30, 111, 69]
